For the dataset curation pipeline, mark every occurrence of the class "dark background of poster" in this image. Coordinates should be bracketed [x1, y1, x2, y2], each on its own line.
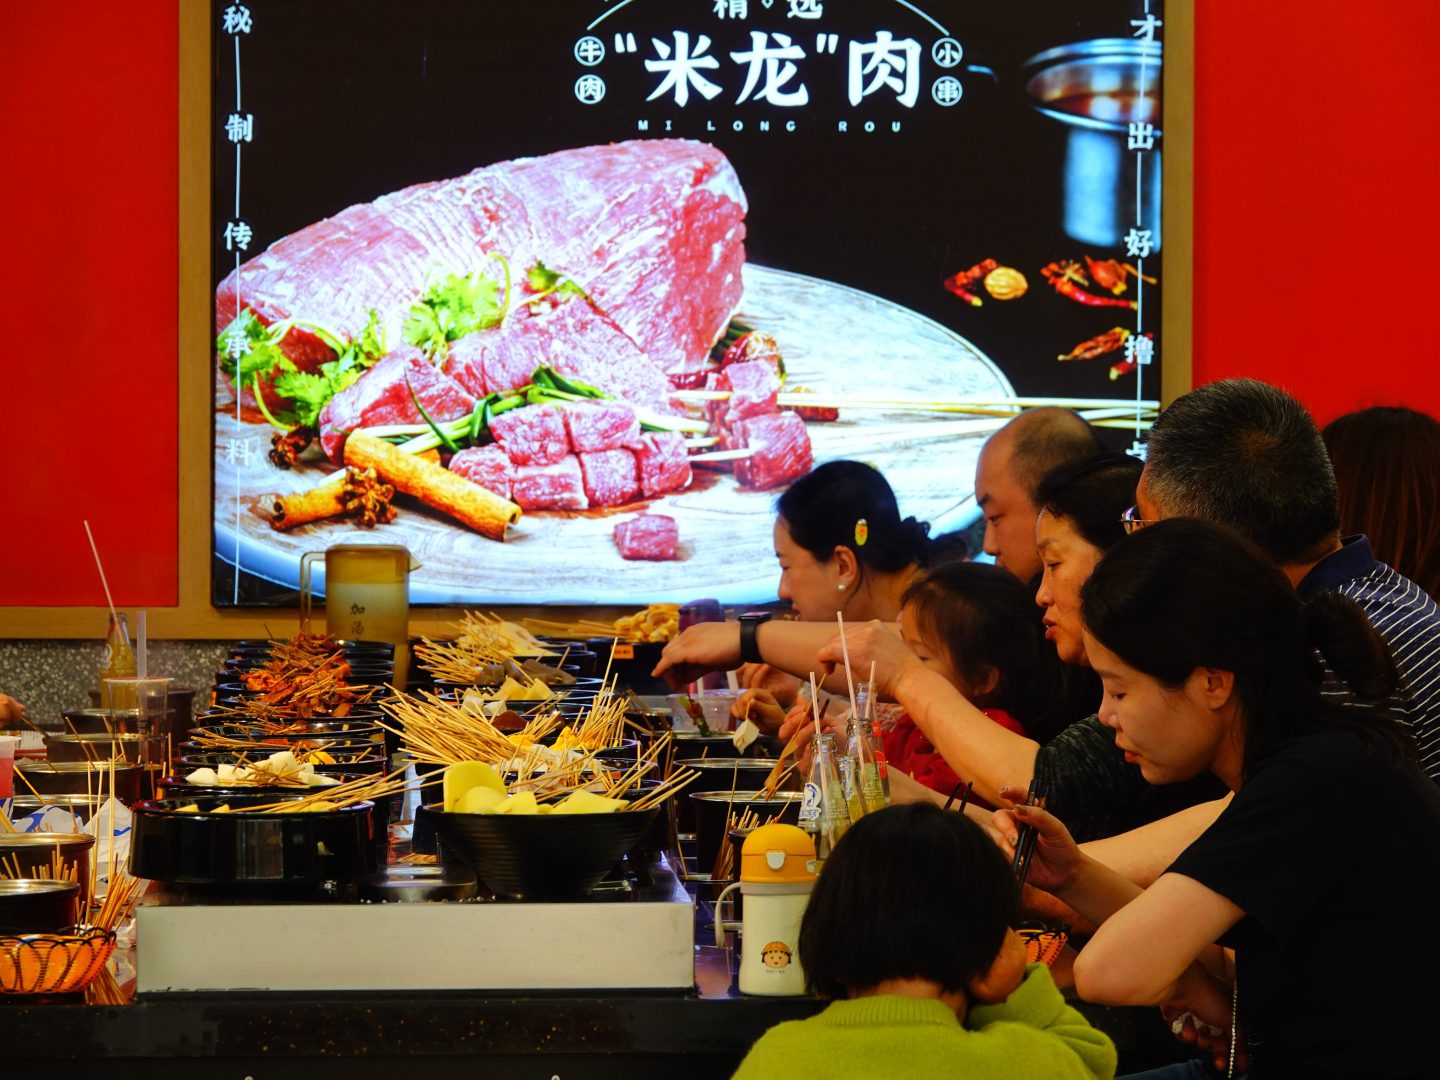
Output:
[212, 0, 1162, 604]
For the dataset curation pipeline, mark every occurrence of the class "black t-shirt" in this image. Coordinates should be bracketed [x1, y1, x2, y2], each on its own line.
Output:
[1168, 727, 1440, 1079]
[1033, 715, 1226, 843]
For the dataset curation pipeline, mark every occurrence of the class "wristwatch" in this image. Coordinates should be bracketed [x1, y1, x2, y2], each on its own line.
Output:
[738, 611, 773, 665]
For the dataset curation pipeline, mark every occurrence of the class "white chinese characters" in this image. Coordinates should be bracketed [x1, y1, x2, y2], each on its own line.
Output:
[645, 32, 723, 107]
[731, 32, 809, 106]
[849, 32, 921, 108]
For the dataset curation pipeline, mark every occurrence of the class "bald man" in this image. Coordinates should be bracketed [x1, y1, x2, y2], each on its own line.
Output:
[974, 408, 1101, 584]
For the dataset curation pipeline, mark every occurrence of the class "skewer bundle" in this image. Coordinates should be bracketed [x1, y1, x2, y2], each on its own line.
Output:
[709, 806, 775, 881]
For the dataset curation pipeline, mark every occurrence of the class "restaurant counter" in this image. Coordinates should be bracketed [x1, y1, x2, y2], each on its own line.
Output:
[1, 981, 1185, 1078]
[1, 988, 823, 1078]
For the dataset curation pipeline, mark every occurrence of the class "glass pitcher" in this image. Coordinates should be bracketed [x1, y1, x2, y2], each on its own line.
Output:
[300, 544, 419, 689]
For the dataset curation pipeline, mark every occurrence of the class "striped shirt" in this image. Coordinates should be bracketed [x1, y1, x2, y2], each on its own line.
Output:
[1298, 536, 1440, 778]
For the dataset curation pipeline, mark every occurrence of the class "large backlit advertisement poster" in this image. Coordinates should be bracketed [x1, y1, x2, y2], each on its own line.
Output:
[212, 0, 1164, 606]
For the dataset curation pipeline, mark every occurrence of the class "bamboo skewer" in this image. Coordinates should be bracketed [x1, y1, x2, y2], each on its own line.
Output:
[672, 390, 1160, 412]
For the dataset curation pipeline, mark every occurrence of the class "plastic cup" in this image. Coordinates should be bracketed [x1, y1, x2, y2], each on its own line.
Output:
[0, 735, 18, 799]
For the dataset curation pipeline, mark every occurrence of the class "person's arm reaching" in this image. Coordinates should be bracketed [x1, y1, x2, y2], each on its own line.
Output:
[817, 621, 1042, 807]
[654, 621, 841, 689]
[1080, 796, 1231, 887]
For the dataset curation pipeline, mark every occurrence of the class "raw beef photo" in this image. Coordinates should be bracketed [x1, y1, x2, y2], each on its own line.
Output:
[216, 140, 747, 405]
[213, 132, 1014, 605]
[613, 516, 680, 562]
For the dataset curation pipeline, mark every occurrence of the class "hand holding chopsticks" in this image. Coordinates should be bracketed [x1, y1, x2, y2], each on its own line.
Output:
[993, 782, 1085, 898]
[1010, 780, 1047, 891]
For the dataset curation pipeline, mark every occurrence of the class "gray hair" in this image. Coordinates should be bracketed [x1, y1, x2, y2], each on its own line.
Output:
[1145, 379, 1339, 565]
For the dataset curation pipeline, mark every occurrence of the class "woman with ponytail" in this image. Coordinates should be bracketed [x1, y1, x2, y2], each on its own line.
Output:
[731, 461, 933, 729]
[996, 520, 1440, 1078]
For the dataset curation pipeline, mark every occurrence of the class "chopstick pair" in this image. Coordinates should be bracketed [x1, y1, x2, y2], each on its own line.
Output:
[942, 780, 972, 813]
[1011, 780, 1048, 891]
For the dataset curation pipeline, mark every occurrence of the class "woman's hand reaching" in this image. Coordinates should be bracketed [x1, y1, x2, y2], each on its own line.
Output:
[733, 688, 786, 734]
[990, 785, 1086, 896]
[814, 620, 919, 699]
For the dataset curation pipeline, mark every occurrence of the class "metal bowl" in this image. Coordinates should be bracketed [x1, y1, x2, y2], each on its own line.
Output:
[15, 761, 144, 804]
[0, 880, 81, 935]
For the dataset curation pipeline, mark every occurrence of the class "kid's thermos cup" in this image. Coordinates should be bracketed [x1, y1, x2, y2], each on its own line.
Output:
[714, 823, 817, 996]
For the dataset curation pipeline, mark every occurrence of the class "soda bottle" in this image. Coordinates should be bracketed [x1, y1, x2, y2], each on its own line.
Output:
[846, 714, 888, 816]
[99, 613, 137, 709]
[799, 733, 850, 864]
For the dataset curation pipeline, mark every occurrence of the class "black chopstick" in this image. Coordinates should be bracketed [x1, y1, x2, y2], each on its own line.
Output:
[1011, 780, 1046, 889]
[942, 780, 973, 812]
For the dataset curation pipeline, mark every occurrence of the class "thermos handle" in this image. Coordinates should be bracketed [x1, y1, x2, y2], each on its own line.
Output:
[713, 882, 742, 948]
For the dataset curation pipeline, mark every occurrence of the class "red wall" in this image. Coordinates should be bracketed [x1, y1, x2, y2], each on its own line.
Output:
[1191, 1, 1440, 423]
[0, 4, 178, 606]
[0, 3, 1435, 607]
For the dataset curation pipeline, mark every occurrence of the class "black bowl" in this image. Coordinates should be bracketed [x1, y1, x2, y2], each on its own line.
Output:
[129, 793, 379, 887]
[417, 802, 657, 900]
[585, 639, 668, 695]
[177, 741, 387, 774]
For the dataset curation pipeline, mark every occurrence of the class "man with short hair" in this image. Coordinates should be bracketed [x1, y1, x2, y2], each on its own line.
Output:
[1137, 378, 1440, 777]
[974, 408, 1101, 584]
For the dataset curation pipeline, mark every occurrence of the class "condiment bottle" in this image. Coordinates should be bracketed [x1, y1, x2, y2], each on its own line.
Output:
[99, 612, 136, 708]
[798, 733, 850, 863]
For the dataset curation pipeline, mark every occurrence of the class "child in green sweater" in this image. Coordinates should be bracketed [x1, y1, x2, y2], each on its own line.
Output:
[732, 804, 1115, 1080]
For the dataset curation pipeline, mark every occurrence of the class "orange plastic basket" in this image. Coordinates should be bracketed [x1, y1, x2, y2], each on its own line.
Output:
[1017, 922, 1070, 968]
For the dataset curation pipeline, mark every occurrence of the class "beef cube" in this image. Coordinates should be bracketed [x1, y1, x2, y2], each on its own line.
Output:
[613, 515, 680, 561]
[511, 456, 588, 511]
[719, 359, 780, 425]
[579, 449, 640, 508]
[563, 400, 641, 452]
[629, 431, 692, 498]
[733, 413, 812, 491]
[489, 404, 571, 466]
[447, 444, 515, 501]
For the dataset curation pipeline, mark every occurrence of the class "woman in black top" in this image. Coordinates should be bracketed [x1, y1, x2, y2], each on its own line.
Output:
[1000, 519, 1440, 1079]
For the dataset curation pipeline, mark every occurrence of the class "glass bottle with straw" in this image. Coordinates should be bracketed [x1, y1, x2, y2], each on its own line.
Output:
[87, 521, 137, 709]
[798, 672, 850, 864]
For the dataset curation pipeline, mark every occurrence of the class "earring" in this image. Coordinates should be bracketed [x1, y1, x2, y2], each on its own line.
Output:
[837, 583, 846, 591]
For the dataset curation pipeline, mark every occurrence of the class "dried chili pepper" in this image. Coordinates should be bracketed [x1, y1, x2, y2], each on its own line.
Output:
[1040, 260, 1139, 310]
[1058, 327, 1131, 362]
[943, 258, 999, 307]
[783, 385, 840, 422]
[1085, 257, 1129, 295]
[721, 329, 785, 379]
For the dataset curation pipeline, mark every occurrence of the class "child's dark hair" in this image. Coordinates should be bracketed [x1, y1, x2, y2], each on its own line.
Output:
[797, 804, 1017, 999]
[1034, 452, 1144, 553]
[901, 562, 1069, 742]
[1082, 518, 1409, 780]
[777, 461, 931, 576]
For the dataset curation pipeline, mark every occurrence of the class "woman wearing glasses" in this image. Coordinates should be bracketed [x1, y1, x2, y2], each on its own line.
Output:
[996, 518, 1440, 1079]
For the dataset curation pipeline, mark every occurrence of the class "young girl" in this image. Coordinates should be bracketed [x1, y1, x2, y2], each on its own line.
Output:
[1000, 519, 1440, 1078]
[890, 562, 1067, 797]
[732, 803, 1116, 1080]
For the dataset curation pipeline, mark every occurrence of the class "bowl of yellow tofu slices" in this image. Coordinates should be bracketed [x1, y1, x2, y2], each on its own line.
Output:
[416, 762, 660, 900]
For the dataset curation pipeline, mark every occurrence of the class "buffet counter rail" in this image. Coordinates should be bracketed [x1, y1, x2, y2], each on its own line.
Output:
[1, 989, 825, 1079]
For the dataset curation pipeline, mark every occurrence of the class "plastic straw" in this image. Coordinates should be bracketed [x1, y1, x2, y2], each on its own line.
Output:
[808, 672, 822, 731]
[835, 612, 858, 719]
[136, 610, 148, 679]
[82, 520, 118, 620]
[866, 660, 877, 721]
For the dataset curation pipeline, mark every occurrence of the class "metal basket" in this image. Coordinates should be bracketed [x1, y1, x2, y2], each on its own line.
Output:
[0, 926, 117, 994]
